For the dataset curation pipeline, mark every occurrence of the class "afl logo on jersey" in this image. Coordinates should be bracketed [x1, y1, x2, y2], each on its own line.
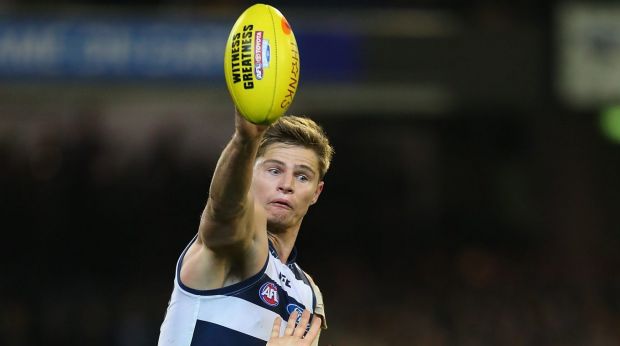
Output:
[259, 282, 280, 307]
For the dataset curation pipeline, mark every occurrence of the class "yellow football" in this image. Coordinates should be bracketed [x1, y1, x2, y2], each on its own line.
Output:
[224, 4, 300, 125]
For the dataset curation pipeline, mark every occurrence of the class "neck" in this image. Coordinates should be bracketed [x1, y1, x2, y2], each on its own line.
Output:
[267, 227, 299, 264]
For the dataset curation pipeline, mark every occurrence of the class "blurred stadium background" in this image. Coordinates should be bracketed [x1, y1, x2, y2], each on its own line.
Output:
[2, 0, 620, 345]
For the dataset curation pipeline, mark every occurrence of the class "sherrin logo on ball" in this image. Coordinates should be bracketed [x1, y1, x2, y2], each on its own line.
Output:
[224, 3, 300, 125]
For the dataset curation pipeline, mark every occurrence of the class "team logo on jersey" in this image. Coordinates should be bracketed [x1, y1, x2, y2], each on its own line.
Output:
[259, 282, 279, 307]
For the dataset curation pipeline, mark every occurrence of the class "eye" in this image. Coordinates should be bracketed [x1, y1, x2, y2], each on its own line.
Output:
[296, 174, 309, 182]
[267, 168, 281, 175]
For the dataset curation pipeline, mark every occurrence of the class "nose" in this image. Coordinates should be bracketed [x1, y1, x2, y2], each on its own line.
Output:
[277, 173, 295, 194]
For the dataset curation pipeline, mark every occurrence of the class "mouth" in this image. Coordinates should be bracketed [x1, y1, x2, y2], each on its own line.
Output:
[269, 199, 292, 209]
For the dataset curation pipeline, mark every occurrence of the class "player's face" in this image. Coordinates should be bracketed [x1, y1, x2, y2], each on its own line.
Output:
[253, 143, 324, 231]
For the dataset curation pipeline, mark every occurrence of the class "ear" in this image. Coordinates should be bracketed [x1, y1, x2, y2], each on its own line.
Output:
[310, 181, 324, 205]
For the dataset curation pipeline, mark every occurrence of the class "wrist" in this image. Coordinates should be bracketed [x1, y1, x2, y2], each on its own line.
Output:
[235, 114, 269, 141]
[232, 130, 263, 147]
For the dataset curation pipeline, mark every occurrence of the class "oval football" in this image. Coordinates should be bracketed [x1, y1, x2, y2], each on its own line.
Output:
[224, 4, 300, 125]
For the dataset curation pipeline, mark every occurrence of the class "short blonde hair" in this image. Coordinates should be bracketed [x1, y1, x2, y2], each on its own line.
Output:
[257, 115, 334, 179]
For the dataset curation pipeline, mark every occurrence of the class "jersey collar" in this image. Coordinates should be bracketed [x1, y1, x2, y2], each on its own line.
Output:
[268, 239, 298, 265]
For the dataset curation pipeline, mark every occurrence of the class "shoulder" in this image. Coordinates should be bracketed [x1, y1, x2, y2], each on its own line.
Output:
[179, 230, 269, 291]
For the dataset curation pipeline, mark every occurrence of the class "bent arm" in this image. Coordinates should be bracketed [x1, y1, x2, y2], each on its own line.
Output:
[199, 110, 268, 249]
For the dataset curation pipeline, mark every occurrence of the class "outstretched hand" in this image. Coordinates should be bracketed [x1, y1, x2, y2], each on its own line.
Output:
[267, 310, 322, 346]
[235, 108, 269, 139]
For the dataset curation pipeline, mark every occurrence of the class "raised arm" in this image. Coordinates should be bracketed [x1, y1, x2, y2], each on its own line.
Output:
[198, 109, 268, 250]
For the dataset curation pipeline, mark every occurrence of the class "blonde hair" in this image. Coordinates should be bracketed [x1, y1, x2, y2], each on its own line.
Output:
[257, 115, 334, 179]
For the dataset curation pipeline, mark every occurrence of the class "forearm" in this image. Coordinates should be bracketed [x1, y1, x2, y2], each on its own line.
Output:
[205, 132, 261, 221]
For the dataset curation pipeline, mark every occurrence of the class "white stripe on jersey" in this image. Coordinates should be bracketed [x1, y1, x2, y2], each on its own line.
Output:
[195, 295, 279, 341]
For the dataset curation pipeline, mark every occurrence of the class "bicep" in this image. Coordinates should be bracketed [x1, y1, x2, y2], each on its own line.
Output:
[198, 212, 252, 251]
[198, 194, 267, 252]
[185, 204, 268, 290]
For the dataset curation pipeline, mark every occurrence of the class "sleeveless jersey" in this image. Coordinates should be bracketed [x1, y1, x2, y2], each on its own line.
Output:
[158, 235, 323, 345]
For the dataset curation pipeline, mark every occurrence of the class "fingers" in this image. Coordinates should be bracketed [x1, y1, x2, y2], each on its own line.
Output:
[304, 315, 322, 342]
[270, 316, 282, 339]
[293, 310, 311, 338]
[276, 310, 321, 344]
[283, 310, 298, 336]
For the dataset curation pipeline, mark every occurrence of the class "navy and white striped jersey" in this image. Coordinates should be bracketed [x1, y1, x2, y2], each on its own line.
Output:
[158, 235, 325, 345]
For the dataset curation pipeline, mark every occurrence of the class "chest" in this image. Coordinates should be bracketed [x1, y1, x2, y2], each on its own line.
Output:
[262, 257, 315, 312]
